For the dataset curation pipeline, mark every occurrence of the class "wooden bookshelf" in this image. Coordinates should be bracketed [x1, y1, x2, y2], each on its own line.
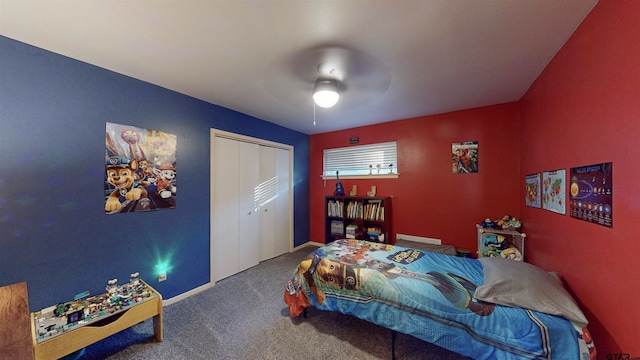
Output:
[325, 195, 393, 244]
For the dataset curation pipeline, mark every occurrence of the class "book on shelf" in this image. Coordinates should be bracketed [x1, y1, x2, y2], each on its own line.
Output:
[327, 200, 343, 217]
[363, 202, 384, 221]
[346, 201, 363, 219]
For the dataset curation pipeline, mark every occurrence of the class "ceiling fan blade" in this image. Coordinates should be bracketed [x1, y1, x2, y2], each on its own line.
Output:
[264, 44, 390, 108]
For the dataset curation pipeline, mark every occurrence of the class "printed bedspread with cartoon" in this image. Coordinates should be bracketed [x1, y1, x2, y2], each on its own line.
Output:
[284, 239, 595, 360]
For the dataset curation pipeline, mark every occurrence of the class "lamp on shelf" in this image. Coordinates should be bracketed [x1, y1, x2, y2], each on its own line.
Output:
[312, 79, 340, 108]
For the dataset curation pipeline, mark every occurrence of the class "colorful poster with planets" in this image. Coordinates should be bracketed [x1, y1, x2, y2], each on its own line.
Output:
[569, 162, 613, 227]
[105, 122, 177, 214]
[525, 173, 541, 208]
[542, 169, 566, 214]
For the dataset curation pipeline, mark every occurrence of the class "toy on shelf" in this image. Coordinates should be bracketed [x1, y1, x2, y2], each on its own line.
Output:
[366, 226, 383, 242]
[501, 247, 523, 261]
[495, 214, 521, 230]
[477, 223, 526, 262]
[334, 171, 344, 195]
[482, 214, 522, 230]
[481, 218, 497, 228]
[480, 233, 523, 261]
[366, 186, 377, 197]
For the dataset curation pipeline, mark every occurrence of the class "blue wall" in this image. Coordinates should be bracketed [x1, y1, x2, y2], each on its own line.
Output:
[0, 36, 310, 310]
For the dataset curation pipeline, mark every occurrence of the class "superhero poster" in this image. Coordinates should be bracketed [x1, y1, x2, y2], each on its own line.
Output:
[105, 122, 177, 214]
[452, 141, 478, 173]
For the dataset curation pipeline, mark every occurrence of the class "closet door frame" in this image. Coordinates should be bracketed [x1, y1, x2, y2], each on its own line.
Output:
[209, 128, 293, 284]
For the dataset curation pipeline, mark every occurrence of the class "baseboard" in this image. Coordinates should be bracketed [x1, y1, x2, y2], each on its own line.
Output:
[396, 233, 442, 245]
[293, 241, 323, 251]
[162, 282, 213, 307]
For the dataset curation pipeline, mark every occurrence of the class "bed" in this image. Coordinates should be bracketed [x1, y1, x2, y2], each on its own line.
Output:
[284, 239, 596, 360]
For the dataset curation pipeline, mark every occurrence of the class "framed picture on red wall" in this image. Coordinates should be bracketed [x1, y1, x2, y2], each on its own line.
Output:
[569, 162, 613, 228]
[542, 169, 566, 215]
[525, 173, 541, 208]
[452, 141, 478, 173]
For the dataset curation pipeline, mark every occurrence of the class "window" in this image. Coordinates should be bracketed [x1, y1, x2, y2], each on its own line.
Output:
[323, 141, 398, 178]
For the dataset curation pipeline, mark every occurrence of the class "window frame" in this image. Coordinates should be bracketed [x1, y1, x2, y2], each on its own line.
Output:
[322, 141, 399, 180]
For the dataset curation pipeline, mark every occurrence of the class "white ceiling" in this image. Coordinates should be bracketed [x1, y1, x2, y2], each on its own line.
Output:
[0, 0, 597, 135]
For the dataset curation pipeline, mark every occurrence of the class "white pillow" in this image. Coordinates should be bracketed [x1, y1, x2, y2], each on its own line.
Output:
[474, 257, 588, 327]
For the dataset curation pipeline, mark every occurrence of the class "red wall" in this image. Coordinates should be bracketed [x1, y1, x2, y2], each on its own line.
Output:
[519, 0, 640, 356]
[310, 103, 521, 252]
[310, 1, 639, 355]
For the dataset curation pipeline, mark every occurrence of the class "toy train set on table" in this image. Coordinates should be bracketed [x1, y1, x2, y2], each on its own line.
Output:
[33, 272, 156, 342]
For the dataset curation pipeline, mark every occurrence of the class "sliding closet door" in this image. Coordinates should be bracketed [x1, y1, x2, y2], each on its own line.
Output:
[259, 146, 276, 261]
[213, 138, 260, 281]
[274, 147, 291, 256]
[212, 137, 240, 281]
[237, 141, 260, 272]
[259, 146, 291, 261]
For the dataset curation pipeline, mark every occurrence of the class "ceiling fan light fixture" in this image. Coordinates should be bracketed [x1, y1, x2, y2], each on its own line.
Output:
[313, 79, 339, 108]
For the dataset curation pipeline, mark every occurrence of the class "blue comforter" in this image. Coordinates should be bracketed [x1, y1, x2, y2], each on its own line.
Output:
[284, 240, 593, 360]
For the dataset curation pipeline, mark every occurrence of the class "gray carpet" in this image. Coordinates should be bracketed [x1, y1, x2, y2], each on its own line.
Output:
[79, 245, 470, 360]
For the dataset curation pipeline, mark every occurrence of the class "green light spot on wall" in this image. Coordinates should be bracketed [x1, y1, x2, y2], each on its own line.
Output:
[154, 261, 173, 277]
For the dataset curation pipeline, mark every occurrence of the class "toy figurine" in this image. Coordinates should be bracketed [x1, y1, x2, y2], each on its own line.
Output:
[496, 214, 522, 230]
[483, 234, 509, 251]
[130, 272, 140, 286]
[106, 279, 118, 295]
[334, 171, 344, 195]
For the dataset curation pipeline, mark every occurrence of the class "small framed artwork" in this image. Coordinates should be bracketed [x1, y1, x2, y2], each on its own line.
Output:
[542, 169, 566, 215]
[525, 173, 541, 208]
[452, 141, 478, 173]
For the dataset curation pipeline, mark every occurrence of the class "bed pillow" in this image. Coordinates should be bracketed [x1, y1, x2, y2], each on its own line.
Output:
[474, 257, 588, 327]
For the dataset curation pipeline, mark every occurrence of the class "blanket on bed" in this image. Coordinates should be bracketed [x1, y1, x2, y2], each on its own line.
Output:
[285, 239, 595, 360]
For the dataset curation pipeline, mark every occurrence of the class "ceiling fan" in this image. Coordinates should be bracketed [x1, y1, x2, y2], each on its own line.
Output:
[264, 44, 391, 125]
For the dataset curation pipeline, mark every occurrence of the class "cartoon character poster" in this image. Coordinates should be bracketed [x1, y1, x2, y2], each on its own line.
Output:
[542, 169, 566, 215]
[452, 141, 478, 173]
[569, 162, 613, 228]
[525, 173, 541, 208]
[105, 122, 177, 214]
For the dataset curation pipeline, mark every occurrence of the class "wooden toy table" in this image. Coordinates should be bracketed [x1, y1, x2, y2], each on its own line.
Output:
[31, 280, 162, 360]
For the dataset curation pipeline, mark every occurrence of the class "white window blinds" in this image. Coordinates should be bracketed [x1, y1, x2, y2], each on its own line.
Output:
[323, 141, 398, 177]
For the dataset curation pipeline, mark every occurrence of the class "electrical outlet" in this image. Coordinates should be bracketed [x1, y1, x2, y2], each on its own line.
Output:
[157, 273, 167, 282]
